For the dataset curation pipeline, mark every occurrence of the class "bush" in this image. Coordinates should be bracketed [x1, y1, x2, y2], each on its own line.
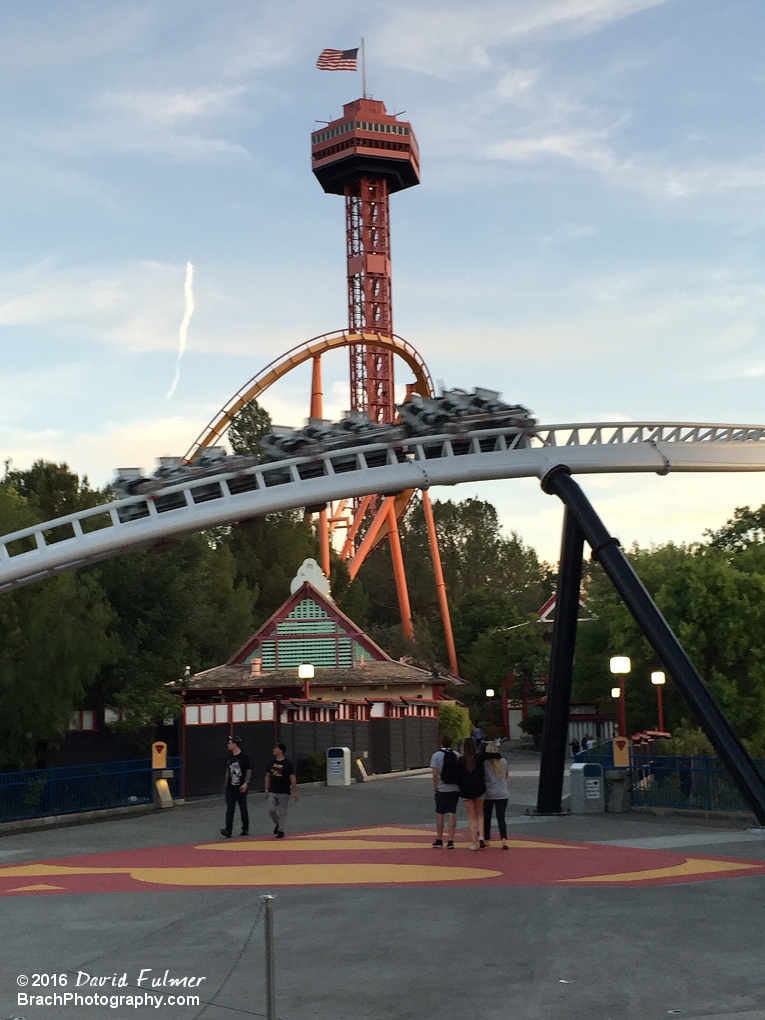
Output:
[438, 703, 471, 744]
[296, 751, 327, 784]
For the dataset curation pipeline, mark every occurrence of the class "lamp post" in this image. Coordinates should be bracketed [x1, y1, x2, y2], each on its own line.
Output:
[609, 656, 631, 737]
[298, 663, 314, 699]
[651, 671, 666, 732]
[485, 688, 495, 728]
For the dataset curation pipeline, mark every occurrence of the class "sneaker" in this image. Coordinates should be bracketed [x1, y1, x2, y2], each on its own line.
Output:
[220, 829, 232, 838]
[273, 824, 280, 835]
[240, 831, 249, 837]
[276, 830, 285, 839]
[502, 842, 509, 850]
[432, 839, 443, 848]
[479, 838, 486, 849]
[446, 841, 455, 849]
[469, 844, 478, 851]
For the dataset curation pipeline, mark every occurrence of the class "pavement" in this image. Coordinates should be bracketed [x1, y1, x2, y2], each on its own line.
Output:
[1, 752, 765, 1020]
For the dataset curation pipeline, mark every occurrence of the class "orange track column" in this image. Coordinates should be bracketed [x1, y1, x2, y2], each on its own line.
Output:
[421, 491, 459, 676]
[310, 355, 331, 578]
[348, 496, 394, 580]
[386, 501, 414, 642]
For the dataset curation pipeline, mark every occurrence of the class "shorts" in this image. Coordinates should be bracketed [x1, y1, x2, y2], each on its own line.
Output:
[435, 791, 459, 815]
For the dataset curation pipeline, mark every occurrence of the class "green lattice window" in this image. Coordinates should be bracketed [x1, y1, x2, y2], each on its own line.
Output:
[277, 638, 338, 668]
[287, 599, 329, 620]
[277, 619, 336, 635]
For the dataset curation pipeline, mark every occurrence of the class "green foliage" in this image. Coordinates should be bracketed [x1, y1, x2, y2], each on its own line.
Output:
[438, 702, 471, 743]
[93, 533, 255, 728]
[110, 687, 183, 731]
[5, 459, 109, 519]
[461, 617, 549, 722]
[225, 511, 318, 626]
[654, 726, 715, 757]
[0, 478, 119, 768]
[519, 714, 544, 736]
[228, 399, 273, 456]
[296, 751, 327, 783]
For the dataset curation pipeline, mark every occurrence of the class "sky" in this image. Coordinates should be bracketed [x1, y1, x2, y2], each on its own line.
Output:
[1, 0, 765, 562]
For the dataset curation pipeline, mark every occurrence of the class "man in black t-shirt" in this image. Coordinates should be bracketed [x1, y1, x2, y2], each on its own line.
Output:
[220, 735, 252, 838]
[264, 742, 298, 838]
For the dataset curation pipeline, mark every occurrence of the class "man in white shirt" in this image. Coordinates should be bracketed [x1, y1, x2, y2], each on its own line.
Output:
[430, 733, 460, 848]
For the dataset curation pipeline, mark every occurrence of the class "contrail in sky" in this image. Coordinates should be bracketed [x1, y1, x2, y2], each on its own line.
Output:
[166, 261, 194, 399]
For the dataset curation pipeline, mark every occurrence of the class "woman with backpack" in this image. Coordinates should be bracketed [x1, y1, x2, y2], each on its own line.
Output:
[457, 736, 486, 850]
[482, 742, 510, 849]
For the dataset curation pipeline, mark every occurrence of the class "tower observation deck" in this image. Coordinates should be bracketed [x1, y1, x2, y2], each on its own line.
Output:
[312, 97, 420, 422]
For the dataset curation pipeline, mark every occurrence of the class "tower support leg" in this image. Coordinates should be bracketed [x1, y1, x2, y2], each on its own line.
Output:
[536, 507, 584, 815]
[542, 466, 765, 826]
[421, 491, 459, 676]
[386, 501, 414, 642]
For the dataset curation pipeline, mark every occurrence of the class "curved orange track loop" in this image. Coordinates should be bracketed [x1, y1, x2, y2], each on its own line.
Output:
[183, 329, 434, 461]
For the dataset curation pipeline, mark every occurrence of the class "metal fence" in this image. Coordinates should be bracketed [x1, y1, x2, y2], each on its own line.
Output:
[0, 758, 182, 823]
[630, 754, 765, 812]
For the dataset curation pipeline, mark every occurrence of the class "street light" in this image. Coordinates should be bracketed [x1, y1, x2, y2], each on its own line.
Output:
[609, 656, 631, 738]
[485, 688, 495, 728]
[298, 663, 314, 698]
[651, 671, 666, 732]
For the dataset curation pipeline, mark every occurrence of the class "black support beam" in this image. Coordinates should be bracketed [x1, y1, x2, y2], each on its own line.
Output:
[542, 466, 765, 826]
[537, 507, 584, 814]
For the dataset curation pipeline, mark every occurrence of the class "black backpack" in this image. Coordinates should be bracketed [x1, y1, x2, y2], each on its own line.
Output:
[440, 748, 459, 785]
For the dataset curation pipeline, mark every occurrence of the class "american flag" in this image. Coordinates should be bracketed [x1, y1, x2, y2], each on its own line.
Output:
[316, 47, 358, 71]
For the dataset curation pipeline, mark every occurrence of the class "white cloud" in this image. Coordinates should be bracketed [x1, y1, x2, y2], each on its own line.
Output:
[375, 0, 673, 77]
[96, 85, 247, 127]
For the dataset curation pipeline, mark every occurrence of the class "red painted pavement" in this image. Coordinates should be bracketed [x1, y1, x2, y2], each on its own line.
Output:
[1, 825, 764, 896]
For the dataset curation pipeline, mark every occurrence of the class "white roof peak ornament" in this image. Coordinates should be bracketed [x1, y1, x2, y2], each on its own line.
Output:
[290, 558, 332, 599]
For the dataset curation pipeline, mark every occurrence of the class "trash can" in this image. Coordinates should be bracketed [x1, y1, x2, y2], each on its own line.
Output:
[570, 762, 604, 814]
[604, 769, 630, 813]
[326, 747, 352, 787]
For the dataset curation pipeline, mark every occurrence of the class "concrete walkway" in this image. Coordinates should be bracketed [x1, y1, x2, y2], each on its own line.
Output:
[1, 755, 765, 1020]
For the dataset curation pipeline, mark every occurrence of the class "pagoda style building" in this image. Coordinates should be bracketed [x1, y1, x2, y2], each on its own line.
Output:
[177, 561, 456, 795]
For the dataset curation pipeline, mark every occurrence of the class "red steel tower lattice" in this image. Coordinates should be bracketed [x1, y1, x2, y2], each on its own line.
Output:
[312, 97, 420, 422]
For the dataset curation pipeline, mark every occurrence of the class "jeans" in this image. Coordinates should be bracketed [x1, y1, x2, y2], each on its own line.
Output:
[483, 798, 508, 840]
[224, 785, 249, 834]
[268, 792, 290, 831]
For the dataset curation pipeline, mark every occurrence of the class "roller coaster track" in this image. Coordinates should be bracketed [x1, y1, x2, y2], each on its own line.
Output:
[2, 420, 765, 594]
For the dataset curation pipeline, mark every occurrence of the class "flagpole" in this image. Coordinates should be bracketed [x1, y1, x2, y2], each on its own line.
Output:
[361, 37, 366, 98]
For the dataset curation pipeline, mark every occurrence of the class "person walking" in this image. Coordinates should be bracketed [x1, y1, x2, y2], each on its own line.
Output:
[570, 737, 581, 757]
[430, 733, 460, 849]
[482, 742, 510, 850]
[220, 735, 251, 838]
[457, 736, 486, 851]
[264, 742, 298, 838]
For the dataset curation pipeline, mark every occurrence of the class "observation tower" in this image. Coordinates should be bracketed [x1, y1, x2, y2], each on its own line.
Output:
[311, 97, 420, 422]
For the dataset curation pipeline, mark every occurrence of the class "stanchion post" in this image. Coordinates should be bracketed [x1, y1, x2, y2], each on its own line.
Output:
[263, 894, 275, 1020]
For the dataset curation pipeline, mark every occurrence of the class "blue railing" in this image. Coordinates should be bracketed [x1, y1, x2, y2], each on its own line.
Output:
[629, 754, 765, 812]
[0, 758, 182, 823]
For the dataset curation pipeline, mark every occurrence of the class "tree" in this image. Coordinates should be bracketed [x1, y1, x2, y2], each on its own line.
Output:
[0, 478, 118, 768]
[461, 617, 549, 723]
[93, 534, 256, 728]
[5, 459, 109, 519]
[228, 399, 273, 456]
[225, 511, 318, 626]
[438, 703, 471, 743]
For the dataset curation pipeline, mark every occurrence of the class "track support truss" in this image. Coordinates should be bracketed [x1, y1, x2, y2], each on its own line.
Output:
[538, 467, 765, 826]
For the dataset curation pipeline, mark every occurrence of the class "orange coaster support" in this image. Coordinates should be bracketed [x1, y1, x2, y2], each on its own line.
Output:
[310, 356, 331, 578]
[422, 491, 459, 676]
[348, 497, 394, 581]
[386, 501, 414, 642]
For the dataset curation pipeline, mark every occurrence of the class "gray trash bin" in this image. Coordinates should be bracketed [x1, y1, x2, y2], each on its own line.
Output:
[326, 747, 352, 786]
[604, 769, 630, 813]
[570, 762, 605, 814]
